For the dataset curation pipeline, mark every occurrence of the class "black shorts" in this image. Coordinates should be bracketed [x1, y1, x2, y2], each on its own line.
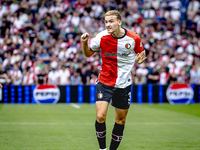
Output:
[95, 82, 131, 109]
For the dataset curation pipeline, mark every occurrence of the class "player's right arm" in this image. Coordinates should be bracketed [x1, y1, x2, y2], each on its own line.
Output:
[81, 33, 95, 57]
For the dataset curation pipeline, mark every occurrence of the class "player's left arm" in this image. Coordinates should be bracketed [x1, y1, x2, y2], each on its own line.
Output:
[135, 50, 147, 64]
[134, 35, 147, 64]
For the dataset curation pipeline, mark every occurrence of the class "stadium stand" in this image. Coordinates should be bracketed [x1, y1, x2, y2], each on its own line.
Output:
[0, 0, 199, 86]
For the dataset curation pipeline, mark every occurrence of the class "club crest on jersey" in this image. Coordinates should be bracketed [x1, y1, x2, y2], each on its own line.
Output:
[125, 42, 131, 49]
[98, 91, 103, 99]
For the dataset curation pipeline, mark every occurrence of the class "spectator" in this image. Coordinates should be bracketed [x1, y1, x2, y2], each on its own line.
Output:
[3, 52, 12, 68]
[36, 70, 47, 85]
[70, 70, 82, 85]
[28, 0, 38, 15]
[143, 5, 156, 24]
[10, 1, 19, 14]
[65, 42, 77, 59]
[40, 26, 50, 41]
[0, 63, 8, 84]
[134, 73, 146, 85]
[13, 14, 24, 30]
[170, 7, 181, 22]
[189, 65, 200, 84]
[31, 61, 41, 75]
[10, 64, 22, 85]
[38, 2, 48, 18]
[136, 63, 148, 84]
[71, 11, 81, 27]
[159, 67, 169, 85]
[127, 0, 139, 11]
[91, 2, 103, 19]
[147, 67, 159, 84]
[187, 0, 200, 20]
[58, 65, 71, 85]
[22, 55, 33, 70]
[90, 72, 98, 85]
[177, 67, 188, 83]
[39, 49, 50, 64]
[48, 68, 59, 85]
[22, 67, 35, 85]
[80, 68, 88, 85]
[169, 73, 177, 83]
[11, 50, 21, 65]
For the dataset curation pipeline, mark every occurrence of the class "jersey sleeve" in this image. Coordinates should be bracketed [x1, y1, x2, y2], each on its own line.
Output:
[134, 34, 143, 54]
[90, 33, 101, 52]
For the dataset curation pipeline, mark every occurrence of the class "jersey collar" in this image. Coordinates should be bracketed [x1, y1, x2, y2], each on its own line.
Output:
[111, 28, 127, 39]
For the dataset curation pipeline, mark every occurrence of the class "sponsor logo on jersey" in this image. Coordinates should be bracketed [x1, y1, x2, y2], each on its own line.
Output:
[33, 85, 60, 104]
[166, 84, 194, 104]
[103, 52, 131, 57]
[98, 91, 103, 99]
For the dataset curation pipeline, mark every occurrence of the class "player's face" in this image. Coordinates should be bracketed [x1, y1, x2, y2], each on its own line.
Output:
[104, 15, 121, 34]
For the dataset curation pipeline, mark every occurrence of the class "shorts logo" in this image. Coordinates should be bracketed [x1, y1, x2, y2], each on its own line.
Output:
[125, 42, 131, 49]
[98, 91, 103, 99]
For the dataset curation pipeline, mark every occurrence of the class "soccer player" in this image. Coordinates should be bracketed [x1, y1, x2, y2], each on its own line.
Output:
[81, 10, 146, 150]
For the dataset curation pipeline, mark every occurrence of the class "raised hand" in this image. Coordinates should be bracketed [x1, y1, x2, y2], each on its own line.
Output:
[135, 50, 147, 64]
[81, 33, 89, 44]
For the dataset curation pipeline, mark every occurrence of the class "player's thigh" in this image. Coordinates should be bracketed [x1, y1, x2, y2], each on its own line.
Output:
[115, 107, 129, 125]
[96, 101, 109, 115]
[96, 101, 109, 122]
[95, 82, 113, 120]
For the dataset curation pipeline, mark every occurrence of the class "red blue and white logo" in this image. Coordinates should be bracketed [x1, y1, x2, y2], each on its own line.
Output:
[33, 85, 60, 104]
[166, 84, 194, 105]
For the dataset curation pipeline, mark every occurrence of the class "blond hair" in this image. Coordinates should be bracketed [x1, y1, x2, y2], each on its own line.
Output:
[104, 10, 122, 20]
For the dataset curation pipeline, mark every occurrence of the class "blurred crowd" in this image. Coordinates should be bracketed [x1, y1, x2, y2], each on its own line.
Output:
[0, 0, 199, 86]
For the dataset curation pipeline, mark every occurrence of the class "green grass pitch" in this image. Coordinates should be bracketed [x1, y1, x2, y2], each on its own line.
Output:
[0, 104, 200, 150]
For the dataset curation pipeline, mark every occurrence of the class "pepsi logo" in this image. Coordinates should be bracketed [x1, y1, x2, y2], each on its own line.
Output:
[166, 84, 194, 105]
[33, 85, 60, 104]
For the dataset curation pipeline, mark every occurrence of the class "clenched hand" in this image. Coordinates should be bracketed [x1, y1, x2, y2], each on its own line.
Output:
[81, 33, 89, 44]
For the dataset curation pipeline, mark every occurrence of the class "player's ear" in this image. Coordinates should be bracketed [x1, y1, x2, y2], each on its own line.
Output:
[118, 19, 122, 26]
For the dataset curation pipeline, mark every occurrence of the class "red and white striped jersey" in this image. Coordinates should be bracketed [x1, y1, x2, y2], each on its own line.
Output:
[90, 28, 143, 88]
[23, 73, 35, 85]
[159, 72, 169, 85]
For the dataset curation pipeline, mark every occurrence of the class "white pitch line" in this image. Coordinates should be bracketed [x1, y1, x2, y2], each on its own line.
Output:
[0, 122, 67, 125]
[0, 122, 200, 125]
[70, 122, 200, 125]
[70, 103, 81, 109]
